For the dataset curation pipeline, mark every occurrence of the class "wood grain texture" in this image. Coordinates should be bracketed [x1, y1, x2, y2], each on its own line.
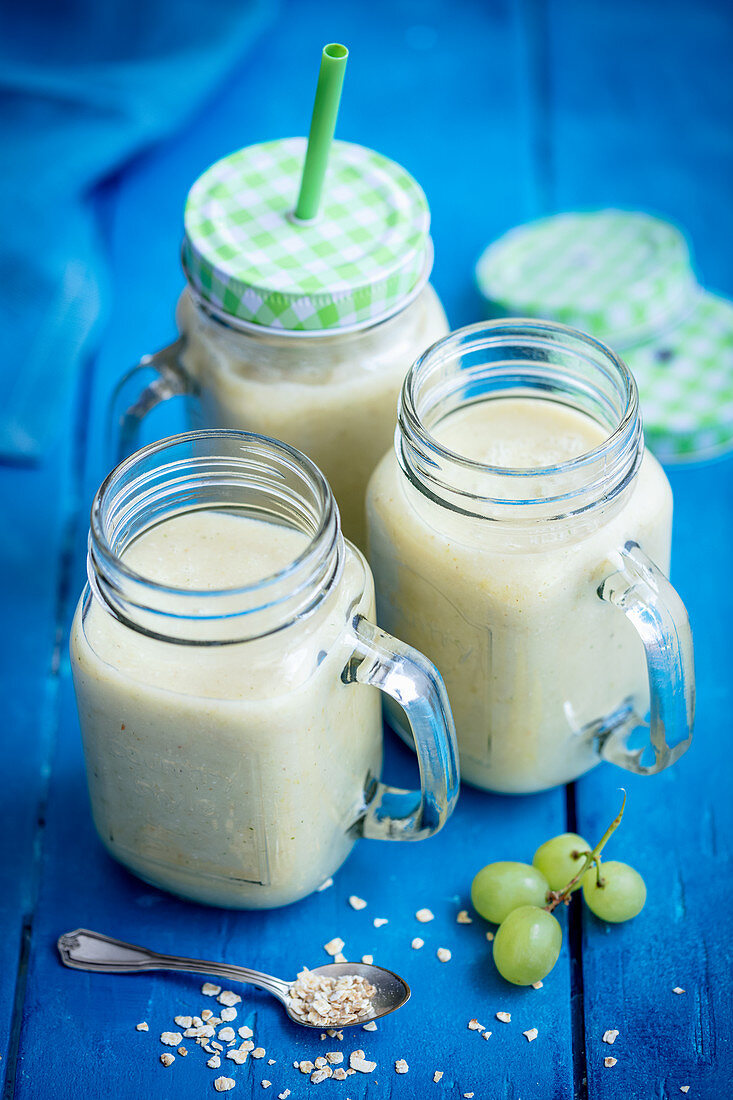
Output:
[3, 0, 732, 1097]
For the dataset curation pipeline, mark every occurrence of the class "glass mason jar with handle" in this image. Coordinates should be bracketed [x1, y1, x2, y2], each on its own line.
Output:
[109, 138, 448, 551]
[70, 430, 459, 909]
[366, 320, 695, 793]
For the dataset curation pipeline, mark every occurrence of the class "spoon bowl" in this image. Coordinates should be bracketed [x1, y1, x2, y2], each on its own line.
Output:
[58, 929, 410, 1029]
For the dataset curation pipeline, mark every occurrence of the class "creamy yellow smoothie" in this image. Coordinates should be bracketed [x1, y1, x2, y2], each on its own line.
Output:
[176, 285, 448, 549]
[367, 397, 672, 793]
[70, 511, 382, 908]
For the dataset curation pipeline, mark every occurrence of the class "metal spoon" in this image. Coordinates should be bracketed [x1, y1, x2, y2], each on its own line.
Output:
[57, 928, 410, 1028]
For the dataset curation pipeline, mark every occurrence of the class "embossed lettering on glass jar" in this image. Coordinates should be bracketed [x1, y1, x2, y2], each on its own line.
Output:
[109, 138, 449, 551]
[366, 320, 694, 793]
[70, 431, 458, 908]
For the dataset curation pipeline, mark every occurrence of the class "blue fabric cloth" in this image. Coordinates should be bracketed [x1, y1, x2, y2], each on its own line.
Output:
[0, 0, 272, 461]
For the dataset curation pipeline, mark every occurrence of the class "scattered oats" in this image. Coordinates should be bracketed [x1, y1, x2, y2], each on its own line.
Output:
[523, 1028, 538, 1043]
[346, 1068, 356, 1075]
[160, 1053, 175, 1067]
[177, 1047, 188, 1056]
[604, 1057, 617, 1068]
[326, 1052, 344, 1064]
[411, 938, 424, 950]
[214, 1078, 236, 1092]
[332, 1069, 347, 1081]
[486, 931, 494, 942]
[219, 1027, 236, 1042]
[211, 1042, 223, 1051]
[320, 1033, 327, 1040]
[324, 937, 345, 956]
[349, 1050, 377, 1073]
[202, 983, 221, 996]
[299, 1061, 315, 1074]
[208, 1017, 222, 1027]
[373, 918, 388, 928]
[135, 1022, 149, 1032]
[602, 1030, 619, 1045]
[226, 1050, 248, 1065]
[315, 1057, 327, 1069]
[680, 1089, 690, 1094]
[174, 1015, 193, 1028]
[481, 1032, 492, 1040]
[238, 1026, 253, 1039]
[433, 1070, 444, 1082]
[218, 991, 242, 1007]
[208, 1054, 222, 1069]
[467, 1019, 483, 1031]
[252, 1047, 266, 1059]
[361, 955, 373, 965]
[464, 1094, 475, 1098]
[261, 1083, 271, 1090]
[673, 987, 686, 994]
[160, 1031, 183, 1046]
[201, 1010, 214, 1021]
[333, 952, 347, 963]
[288, 969, 376, 1027]
[185, 1025, 215, 1039]
[395, 1059, 409, 1074]
[317, 878, 333, 892]
[267, 1059, 276, 1065]
[362, 1021, 377, 1032]
[219, 1007, 238, 1023]
[193, 1016, 204, 1027]
[496, 1012, 511, 1023]
[278, 1093, 291, 1100]
[531, 980, 543, 989]
[349, 896, 367, 910]
[416, 908, 434, 923]
[436, 947, 451, 962]
[240, 1041, 255, 1053]
[311, 1068, 333, 1084]
[456, 910, 472, 924]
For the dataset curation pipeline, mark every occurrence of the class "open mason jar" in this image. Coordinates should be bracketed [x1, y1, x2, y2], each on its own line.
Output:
[366, 320, 695, 793]
[70, 430, 459, 908]
[109, 138, 448, 550]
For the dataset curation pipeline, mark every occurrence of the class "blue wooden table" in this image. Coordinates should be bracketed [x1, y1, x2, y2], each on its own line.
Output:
[2, 2, 732, 1097]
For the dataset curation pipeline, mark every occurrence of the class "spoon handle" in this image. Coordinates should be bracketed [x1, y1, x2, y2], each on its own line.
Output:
[57, 928, 290, 1002]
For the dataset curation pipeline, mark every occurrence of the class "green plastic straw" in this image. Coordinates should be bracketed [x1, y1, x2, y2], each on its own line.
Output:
[294, 43, 349, 221]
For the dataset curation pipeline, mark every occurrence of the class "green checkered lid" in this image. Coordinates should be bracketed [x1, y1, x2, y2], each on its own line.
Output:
[182, 137, 431, 331]
[626, 291, 733, 463]
[476, 210, 697, 348]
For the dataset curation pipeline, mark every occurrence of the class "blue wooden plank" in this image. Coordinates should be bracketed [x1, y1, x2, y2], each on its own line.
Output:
[10, 1, 582, 1097]
[545, 0, 733, 1094]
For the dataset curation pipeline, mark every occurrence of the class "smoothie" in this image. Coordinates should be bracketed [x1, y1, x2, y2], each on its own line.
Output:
[70, 510, 382, 908]
[367, 397, 673, 792]
[176, 285, 448, 549]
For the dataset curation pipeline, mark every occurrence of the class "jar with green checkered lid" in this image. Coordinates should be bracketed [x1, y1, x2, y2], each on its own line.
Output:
[109, 136, 447, 550]
[476, 210, 733, 463]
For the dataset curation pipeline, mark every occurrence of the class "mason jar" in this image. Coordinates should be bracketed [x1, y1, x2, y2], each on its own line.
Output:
[70, 430, 459, 909]
[366, 320, 695, 793]
[109, 138, 448, 551]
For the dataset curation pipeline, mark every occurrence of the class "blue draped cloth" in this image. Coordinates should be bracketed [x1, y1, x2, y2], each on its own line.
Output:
[0, 0, 271, 460]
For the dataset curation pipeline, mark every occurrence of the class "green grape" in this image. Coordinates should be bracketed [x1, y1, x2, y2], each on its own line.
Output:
[582, 860, 647, 922]
[493, 905, 562, 985]
[533, 832, 590, 891]
[471, 862, 549, 924]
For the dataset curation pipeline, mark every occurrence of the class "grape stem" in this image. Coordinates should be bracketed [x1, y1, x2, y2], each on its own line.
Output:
[544, 791, 626, 912]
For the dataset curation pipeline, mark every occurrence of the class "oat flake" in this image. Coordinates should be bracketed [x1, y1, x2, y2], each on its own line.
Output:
[238, 1026, 253, 1039]
[160, 1032, 182, 1046]
[416, 908, 434, 923]
[227, 1050, 248, 1065]
[214, 1077, 236, 1092]
[673, 987, 686, 994]
[602, 1030, 619, 1045]
[135, 1022, 149, 1032]
[252, 1047, 266, 1059]
[362, 1021, 377, 1032]
[411, 938, 424, 950]
[496, 1012, 511, 1023]
[361, 954, 373, 965]
[456, 910, 472, 924]
[218, 991, 242, 1007]
[349, 896, 367, 910]
[437, 947, 451, 962]
[604, 1057, 617, 1068]
[395, 1059, 409, 1074]
[373, 918, 388, 928]
[523, 1029, 538, 1042]
[324, 937, 345, 956]
[433, 1070, 444, 1082]
[202, 983, 221, 996]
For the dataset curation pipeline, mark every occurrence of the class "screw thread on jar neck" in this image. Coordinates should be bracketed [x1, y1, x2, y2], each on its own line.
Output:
[88, 430, 343, 643]
[397, 319, 644, 527]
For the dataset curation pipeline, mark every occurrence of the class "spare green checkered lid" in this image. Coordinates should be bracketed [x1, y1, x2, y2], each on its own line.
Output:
[476, 210, 698, 348]
[625, 291, 733, 463]
[182, 137, 431, 331]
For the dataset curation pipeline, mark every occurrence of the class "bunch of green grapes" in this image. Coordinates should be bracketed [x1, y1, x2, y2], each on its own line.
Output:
[471, 799, 646, 986]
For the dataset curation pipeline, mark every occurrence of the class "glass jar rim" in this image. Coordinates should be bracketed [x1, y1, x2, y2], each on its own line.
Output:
[89, 430, 342, 642]
[181, 240, 434, 341]
[397, 318, 643, 524]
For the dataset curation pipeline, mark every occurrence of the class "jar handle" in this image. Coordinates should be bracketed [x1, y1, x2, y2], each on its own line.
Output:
[597, 541, 695, 774]
[343, 615, 460, 840]
[107, 338, 190, 467]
